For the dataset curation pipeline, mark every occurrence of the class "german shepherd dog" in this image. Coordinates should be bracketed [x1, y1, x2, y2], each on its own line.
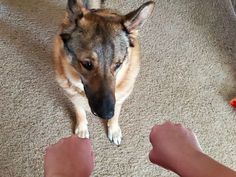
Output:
[53, 0, 154, 145]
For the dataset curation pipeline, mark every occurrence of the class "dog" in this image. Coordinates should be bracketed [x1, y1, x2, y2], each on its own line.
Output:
[53, 0, 155, 145]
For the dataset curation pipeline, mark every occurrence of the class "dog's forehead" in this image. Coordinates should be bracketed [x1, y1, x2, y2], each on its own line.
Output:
[72, 15, 129, 63]
[66, 9, 130, 66]
[92, 29, 128, 64]
[86, 8, 123, 23]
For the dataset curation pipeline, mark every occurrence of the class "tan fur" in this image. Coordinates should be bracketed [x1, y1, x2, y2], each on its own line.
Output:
[53, 5, 146, 145]
[53, 28, 140, 107]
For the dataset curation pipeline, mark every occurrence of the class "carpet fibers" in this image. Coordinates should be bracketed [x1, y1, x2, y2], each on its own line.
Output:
[1, 0, 236, 176]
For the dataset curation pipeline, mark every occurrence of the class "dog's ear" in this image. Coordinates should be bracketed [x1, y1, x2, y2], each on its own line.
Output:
[67, 0, 87, 20]
[124, 1, 155, 33]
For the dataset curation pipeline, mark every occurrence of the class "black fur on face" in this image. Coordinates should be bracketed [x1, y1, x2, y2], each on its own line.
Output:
[60, 0, 155, 119]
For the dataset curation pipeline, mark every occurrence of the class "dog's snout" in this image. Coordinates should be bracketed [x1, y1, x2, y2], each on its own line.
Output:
[95, 96, 115, 119]
[89, 93, 115, 119]
[84, 81, 115, 119]
[100, 110, 114, 119]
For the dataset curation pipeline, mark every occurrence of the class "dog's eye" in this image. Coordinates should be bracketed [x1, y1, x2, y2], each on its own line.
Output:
[115, 62, 122, 70]
[80, 60, 93, 71]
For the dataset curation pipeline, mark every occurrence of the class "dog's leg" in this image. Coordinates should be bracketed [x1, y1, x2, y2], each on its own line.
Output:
[107, 104, 122, 145]
[75, 107, 89, 138]
[71, 97, 89, 138]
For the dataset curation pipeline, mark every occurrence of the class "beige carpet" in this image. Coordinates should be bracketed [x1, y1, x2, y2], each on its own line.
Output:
[1, 0, 236, 176]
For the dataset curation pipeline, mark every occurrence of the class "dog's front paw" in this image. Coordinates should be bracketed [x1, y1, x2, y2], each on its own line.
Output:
[108, 125, 122, 145]
[75, 124, 89, 139]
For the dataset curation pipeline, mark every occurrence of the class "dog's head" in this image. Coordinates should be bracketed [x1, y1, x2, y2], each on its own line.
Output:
[60, 0, 154, 119]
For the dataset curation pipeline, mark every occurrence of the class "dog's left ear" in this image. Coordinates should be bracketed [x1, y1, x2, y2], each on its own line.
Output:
[124, 1, 155, 33]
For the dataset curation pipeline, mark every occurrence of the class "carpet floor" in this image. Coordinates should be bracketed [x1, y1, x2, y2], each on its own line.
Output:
[1, 0, 236, 176]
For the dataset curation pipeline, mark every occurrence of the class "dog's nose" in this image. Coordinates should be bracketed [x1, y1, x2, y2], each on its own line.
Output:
[104, 109, 114, 119]
[99, 110, 114, 119]
[97, 105, 114, 119]
[92, 108, 114, 119]
[93, 96, 115, 119]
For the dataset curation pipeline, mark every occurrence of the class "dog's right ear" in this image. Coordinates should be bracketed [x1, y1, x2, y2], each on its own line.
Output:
[67, 0, 87, 21]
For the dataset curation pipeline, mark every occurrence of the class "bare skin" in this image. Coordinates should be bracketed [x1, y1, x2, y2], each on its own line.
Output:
[44, 121, 236, 177]
[44, 135, 94, 177]
[149, 121, 236, 177]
